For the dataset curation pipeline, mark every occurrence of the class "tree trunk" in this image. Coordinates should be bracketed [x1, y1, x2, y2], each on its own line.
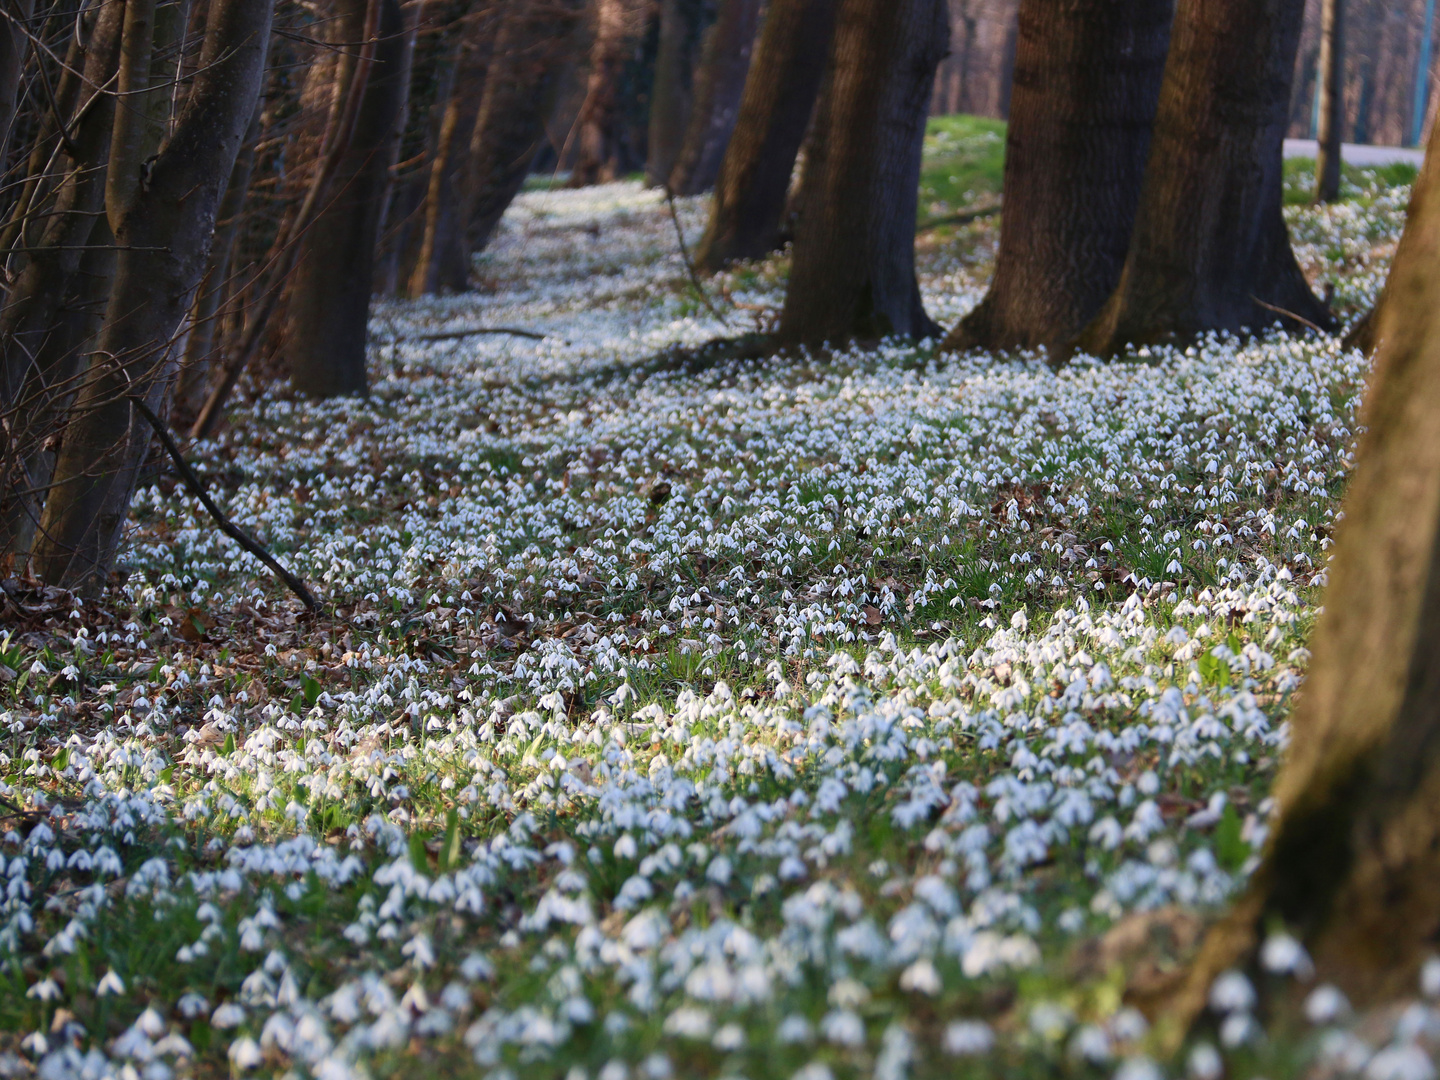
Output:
[467, 0, 587, 254]
[692, 0, 838, 271]
[31, 0, 273, 594]
[775, 0, 948, 346]
[568, 0, 651, 186]
[1075, 0, 1333, 358]
[666, 0, 760, 195]
[1314, 0, 1345, 203]
[645, 0, 710, 188]
[1167, 115, 1440, 1034]
[941, 0, 1172, 356]
[0, 0, 36, 165]
[408, 16, 493, 297]
[285, 0, 413, 399]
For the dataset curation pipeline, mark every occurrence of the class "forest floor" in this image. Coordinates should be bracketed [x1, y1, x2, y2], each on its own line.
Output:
[0, 151, 1422, 1080]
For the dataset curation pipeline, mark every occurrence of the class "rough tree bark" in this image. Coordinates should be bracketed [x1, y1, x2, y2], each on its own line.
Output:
[408, 14, 493, 297]
[31, 0, 273, 593]
[1165, 116, 1440, 1037]
[1314, 0, 1344, 203]
[692, 0, 837, 271]
[0, 0, 35, 164]
[645, 0, 710, 188]
[666, 0, 760, 195]
[775, 0, 948, 346]
[941, 0, 1172, 356]
[1075, 0, 1333, 357]
[467, 0, 587, 255]
[285, 0, 413, 398]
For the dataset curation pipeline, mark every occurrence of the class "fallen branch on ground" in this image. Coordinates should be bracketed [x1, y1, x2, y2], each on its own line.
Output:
[129, 396, 320, 613]
[376, 326, 550, 344]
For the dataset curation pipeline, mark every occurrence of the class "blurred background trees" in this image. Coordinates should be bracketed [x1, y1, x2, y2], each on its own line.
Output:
[0, 0, 1437, 591]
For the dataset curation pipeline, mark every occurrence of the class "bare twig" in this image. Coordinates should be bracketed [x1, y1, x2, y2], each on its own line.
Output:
[1250, 294, 1329, 335]
[127, 395, 319, 612]
[663, 185, 726, 324]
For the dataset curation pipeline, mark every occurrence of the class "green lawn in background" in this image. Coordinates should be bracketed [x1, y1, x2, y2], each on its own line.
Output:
[918, 114, 1007, 229]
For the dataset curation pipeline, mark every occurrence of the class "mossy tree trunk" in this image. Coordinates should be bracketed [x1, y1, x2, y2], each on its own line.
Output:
[692, 0, 838, 271]
[941, 0, 1172, 356]
[1074, 0, 1333, 357]
[775, 0, 948, 346]
[1169, 113, 1440, 1036]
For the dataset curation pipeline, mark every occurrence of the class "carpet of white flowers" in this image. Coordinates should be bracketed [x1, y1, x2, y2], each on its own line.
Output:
[1, 166, 1433, 1080]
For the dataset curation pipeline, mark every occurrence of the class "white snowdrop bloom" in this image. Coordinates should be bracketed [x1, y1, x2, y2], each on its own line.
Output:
[176, 993, 209, 1019]
[640, 1052, 672, 1079]
[776, 1016, 813, 1044]
[25, 978, 61, 1001]
[1219, 1011, 1258, 1049]
[1070, 1025, 1112, 1064]
[1304, 984, 1351, 1025]
[211, 1003, 246, 1029]
[791, 1064, 834, 1080]
[1187, 1041, 1222, 1080]
[1366, 1045, 1438, 1080]
[1108, 1008, 1149, 1042]
[820, 1009, 866, 1047]
[1260, 932, 1313, 978]
[1208, 970, 1257, 1014]
[1029, 1001, 1075, 1041]
[828, 978, 870, 1009]
[1422, 956, 1440, 998]
[1319, 1030, 1375, 1072]
[228, 1037, 264, 1071]
[712, 1023, 745, 1051]
[135, 1008, 166, 1038]
[1113, 1055, 1164, 1080]
[899, 958, 942, 996]
[944, 1021, 995, 1056]
[95, 970, 126, 997]
[662, 1007, 711, 1039]
[705, 855, 732, 884]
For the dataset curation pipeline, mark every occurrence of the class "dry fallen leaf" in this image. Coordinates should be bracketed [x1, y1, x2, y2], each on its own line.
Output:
[863, 604, 883, 626]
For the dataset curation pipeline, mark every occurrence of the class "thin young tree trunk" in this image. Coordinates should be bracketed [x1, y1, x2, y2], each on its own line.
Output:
[645, 0, 708, 188]
[175, 105, 261, 421]
[284, 0, 412, 398]
[941, 0, 1172, 356]
[1314, 0, 1345, 202]
[1074, 0, 1334, 357]
[692, 0, 838, 271]
[408, 14, 492, 297]
[1164, 115, 1440, 1035]
[775, 0, 948, 346]
[30, 0, 273, 594]
[666, 0, 760, 195]
[466, 0, 587, 254]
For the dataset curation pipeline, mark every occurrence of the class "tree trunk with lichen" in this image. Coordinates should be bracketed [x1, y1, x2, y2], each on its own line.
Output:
[1074, 0, 1333, 358]
[1165, 114, 1440, 1043]
[941, 0, 1172, 356]
[775, 0, 948, 346]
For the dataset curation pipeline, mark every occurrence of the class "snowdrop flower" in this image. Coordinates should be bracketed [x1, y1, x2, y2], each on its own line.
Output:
[1305, 984, 1351, 1024]
[95, 970, 126, 997]
[1113, 1056, 1164, 1080]
[1260, 932, 1313, 978]
[776, 1016, 813, 1044]
[1187, 1041, 1222, 1080]
[899, 959, 941, 995]
[228, 1037, 264, 1070]
[1366, 1045, 1438, 1080]
[1208, 970, 1256, 1014]
[944, 1021, 995, 1056]
[211, 1003, 246, 1029]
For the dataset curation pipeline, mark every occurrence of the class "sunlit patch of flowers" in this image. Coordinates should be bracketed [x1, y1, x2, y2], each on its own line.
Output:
[0, 176, 1418, 1078]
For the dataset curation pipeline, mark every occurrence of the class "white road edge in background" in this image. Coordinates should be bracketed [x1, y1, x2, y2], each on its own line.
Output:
[1283, 138, 1424, 166]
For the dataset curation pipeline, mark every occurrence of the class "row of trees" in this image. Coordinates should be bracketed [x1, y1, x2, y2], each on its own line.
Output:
[0, 0, 1393, 597]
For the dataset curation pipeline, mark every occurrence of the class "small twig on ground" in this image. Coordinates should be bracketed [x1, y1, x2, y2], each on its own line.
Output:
[1250, 294, 1329, 335]
[378, 326, 551, 344]
[128, 395, 320, 613]
[915, 201, 1002, 233]
[664, 186, 728, 325]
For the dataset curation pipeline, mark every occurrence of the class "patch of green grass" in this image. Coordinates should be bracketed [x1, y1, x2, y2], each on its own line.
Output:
[919, 114, 1007, 229]
[1282, 155, 1418, 204]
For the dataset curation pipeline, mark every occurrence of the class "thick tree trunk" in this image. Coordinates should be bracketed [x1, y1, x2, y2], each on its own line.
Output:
[645, 0, 710, 188]
[775, 0, 948, 346]
[1168, 116, 1440, 1033]
[31, 0, 273, 593]
[692, 0, 837, 271]
[568, 0, 651, 186]
[941, 0, 1172, 356]
[408, 17, 492, 297]
[285, 0, 412, 399]
[1314, 0, 1344, 203]
[0, 0, 35, 164]
[666, 0, 760, 195]
[1075, 0, 1333, 357]
[467, 0, 587, 254]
